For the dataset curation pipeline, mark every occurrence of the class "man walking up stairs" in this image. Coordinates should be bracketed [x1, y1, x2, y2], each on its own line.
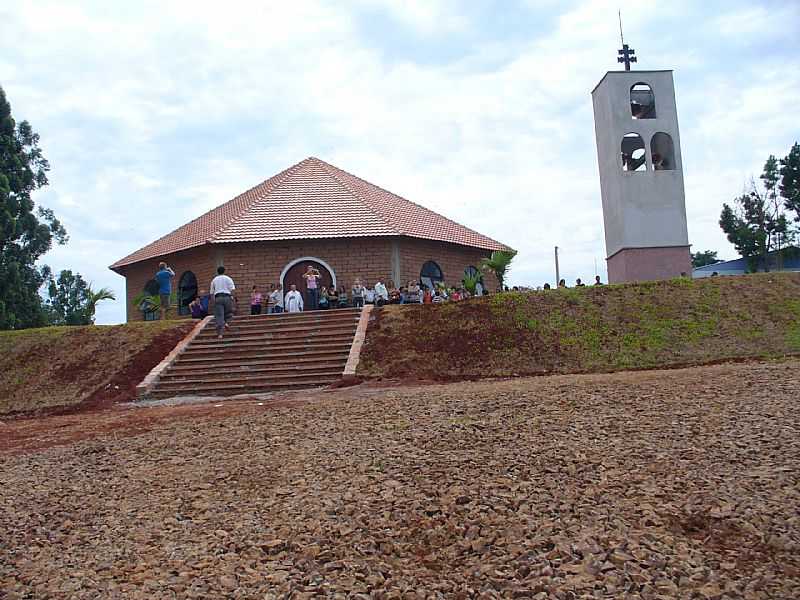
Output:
[209, 266, 236, 340]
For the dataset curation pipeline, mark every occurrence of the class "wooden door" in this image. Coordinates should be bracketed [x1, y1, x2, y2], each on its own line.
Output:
[282, 260, 334, 307]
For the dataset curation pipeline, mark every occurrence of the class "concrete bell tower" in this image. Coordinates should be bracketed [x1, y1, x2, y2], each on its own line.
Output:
[591, 68, 691, 282]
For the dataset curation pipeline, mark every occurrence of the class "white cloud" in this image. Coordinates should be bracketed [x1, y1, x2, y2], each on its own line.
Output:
[1, 0, 798, 322]
[361, 0, 469, 33]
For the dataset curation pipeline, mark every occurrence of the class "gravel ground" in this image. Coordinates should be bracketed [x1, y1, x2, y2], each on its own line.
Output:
[1, 360, 799, 599]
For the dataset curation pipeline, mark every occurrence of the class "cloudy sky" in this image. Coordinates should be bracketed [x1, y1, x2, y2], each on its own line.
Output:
[1, 0, 799, 324]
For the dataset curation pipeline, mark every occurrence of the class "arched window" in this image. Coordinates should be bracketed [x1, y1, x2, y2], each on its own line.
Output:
[650, 132, 675, 171]
[621, 133, 647, 172]
[144, 278, 160, 296]
[630, 83, 656, 119]
[177, 271, 198, 316]
[463, 265, 484, 294]
[463, 265, 482, 281]
[420, 261, 444, 290]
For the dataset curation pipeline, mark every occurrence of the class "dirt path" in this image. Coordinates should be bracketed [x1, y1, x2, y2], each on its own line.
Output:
[1, 360, 799, 598]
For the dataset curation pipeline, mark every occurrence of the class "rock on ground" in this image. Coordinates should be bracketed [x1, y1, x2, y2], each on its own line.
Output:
[1, 360, 799, 598]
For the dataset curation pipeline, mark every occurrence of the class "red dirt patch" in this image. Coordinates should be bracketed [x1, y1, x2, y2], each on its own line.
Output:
[1, 321, 193, 418]
[0, 394, 308, 456]
[76, 325, 195, 412]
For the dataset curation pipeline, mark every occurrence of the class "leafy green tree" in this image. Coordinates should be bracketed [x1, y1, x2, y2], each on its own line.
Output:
[691, 250, 719, 268]
[720, 156, 791, 272]
[45, 270, 90, 325]
[780, 142, 800, 222]
[45, 269, 115, 325]
[0, 85, 67, 329]
[479, 250, 517, 290]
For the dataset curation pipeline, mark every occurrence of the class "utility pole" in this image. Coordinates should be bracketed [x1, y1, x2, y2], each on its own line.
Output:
[554, 246, 560, 286]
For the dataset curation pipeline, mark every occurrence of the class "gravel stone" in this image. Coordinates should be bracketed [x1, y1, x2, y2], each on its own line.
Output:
[1, 360, 799, 597]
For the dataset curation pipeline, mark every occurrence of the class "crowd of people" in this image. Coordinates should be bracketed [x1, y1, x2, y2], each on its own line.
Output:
[155, 261, 607, 340]
[189, 275, 490, 320]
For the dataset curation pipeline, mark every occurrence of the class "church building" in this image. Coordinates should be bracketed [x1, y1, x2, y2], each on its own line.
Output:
[110, 157, 510, 321]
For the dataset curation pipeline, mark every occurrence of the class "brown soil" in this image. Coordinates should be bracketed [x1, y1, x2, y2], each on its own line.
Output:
[0, 321, 193, 416]
[1, 359, 799, 597]
[359, 273, 800, 382]
[0, 393, 306, 456]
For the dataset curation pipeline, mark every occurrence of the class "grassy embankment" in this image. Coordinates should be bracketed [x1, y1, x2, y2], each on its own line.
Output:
[0, 320, 193, 415]
[359, 273, 800, 381]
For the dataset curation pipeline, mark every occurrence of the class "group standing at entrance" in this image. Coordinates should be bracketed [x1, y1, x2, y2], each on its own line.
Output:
[156, 260, 499, 335]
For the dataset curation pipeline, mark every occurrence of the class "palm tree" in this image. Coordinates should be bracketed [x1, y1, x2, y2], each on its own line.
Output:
[85, 286, 116, 322]
[479, 250, 517, 291]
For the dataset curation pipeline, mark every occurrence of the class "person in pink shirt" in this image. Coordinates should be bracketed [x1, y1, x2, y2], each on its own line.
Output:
[303, 265, 321, 310]
[250, 285, 263, 315]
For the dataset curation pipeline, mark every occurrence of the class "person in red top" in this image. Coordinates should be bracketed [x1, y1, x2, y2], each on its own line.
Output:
[423, 288, 433, 304]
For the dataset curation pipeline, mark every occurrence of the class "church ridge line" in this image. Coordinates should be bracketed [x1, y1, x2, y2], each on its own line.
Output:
[308, 156, 508, 250]
[311, 158, 402, 237]
[110, 156, 510, 272]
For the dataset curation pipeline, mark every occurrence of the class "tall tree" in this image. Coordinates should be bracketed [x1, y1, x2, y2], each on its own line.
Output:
[719, 156, 791, 272]
[45, 269, 115, 326]
[0, 85, 67, 329]
[45, 270, 90, 325]
[780, 142, 800, 223]
[691, 250, 719, 268]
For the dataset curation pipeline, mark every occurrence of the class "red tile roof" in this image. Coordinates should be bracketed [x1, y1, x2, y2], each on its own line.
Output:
[110, 157, 509, 271]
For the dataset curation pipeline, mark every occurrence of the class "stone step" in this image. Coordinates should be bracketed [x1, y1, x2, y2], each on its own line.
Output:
[153, 369, 343, 392]
[192, 331, 356, 348]
[207, 312, 360, 331]
[149, 379, 338, 398]
[187, 330, 356, 351]
[196, 322, 358, 340]
[179, 345, 351, 361]
[161, 360, 347, 380]
[224, 308, 361, 324]
[169, 350, 351, 371]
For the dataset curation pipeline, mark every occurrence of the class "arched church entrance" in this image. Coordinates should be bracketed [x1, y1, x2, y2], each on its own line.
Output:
[420, 261, 444, 290]
[177, 271, 198, 316]
[280, 257, 336, 308]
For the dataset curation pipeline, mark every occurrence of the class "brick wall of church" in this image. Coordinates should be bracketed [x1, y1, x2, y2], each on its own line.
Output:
[117, 236, 499, 322]
[217, 237, 394, 301]
[119, 245, 217, 323]
[398, 238, 498, 291]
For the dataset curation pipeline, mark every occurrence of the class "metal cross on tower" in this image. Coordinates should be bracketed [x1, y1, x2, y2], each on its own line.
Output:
[617, 44, 637, 71]
[617, 11, 637, 71]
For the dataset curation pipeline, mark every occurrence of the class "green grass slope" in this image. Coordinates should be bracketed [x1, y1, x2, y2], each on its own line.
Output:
[0, 321, 193, 415]
[359, 273, 800, 381]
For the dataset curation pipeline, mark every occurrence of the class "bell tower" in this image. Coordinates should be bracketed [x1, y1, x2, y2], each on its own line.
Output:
[591, 63, 691, 282]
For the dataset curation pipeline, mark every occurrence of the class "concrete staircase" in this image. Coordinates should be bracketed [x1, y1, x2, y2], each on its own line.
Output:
[149, 308, 362, 398]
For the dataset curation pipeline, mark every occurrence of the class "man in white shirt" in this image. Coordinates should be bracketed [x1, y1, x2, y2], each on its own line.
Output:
[269, 283, 284, 313]
[209, 266, 236, 339]
[374, 278, 389, 306]
[285, 284, 304, 313]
